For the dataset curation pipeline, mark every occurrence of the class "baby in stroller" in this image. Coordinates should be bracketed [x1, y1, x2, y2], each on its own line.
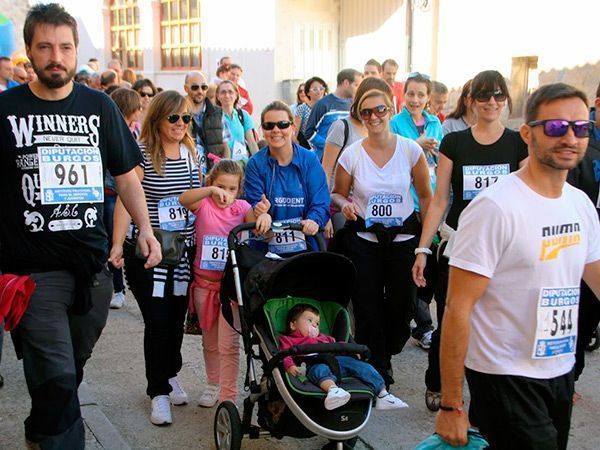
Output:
[279, 304, 408, 411]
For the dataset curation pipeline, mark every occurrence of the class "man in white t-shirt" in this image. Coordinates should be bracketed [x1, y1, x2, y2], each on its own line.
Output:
[435, 83, 600, 449]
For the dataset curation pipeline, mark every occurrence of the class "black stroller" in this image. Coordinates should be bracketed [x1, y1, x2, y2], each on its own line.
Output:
[213, 223, 375, 450]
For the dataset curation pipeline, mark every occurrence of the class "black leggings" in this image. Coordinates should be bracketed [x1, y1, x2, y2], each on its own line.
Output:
[574, 280, 600, 380]
[343, 232, 417, 382]
[124, 256, 189, 398]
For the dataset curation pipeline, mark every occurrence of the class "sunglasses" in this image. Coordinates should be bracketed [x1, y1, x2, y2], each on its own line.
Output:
[262, 121, 292, 130]
[407, 72, 430, 80]
[359, 104, 390, 120]
[528, 119, 593, 138]
[139, 92, 154, 98]
[166, 114, 192, 124]
[474, 90, 507, 103]
[190, 83, 209, 91]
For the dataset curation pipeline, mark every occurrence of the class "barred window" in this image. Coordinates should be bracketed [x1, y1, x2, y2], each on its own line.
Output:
[110, 0, 143, 70]
[160, 0, 202, 70]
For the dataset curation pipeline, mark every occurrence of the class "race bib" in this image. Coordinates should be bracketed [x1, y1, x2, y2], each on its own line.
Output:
[462, 164, 509, 200]
[200, 235, 228, 271]
[157, 197, 193, 231]
[232, 141, 247, 162]
[38, 146, 104, 204]
[532, 287, 579, 359]
[268, 219, 307, 254]
[365, 194, 403, 228]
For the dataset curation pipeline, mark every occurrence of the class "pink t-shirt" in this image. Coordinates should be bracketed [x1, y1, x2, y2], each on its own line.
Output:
[193, 197, 251, 279]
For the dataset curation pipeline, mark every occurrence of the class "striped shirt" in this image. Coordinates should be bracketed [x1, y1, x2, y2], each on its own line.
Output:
[133, 143, 201, 297]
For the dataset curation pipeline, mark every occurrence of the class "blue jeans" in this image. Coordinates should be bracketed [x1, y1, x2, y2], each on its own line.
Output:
[306, 356, 384, 394]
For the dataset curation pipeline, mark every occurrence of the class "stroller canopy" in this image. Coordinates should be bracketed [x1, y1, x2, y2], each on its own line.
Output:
[245, 252, 356, 315]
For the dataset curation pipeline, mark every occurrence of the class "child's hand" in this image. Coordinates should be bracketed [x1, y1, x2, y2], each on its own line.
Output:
[255, 213, 272, 235]
[254, 194, 271, 216]
[211, 186, 234, 206]
[301, 219, 319, 236]
[286, 365, 301, 377]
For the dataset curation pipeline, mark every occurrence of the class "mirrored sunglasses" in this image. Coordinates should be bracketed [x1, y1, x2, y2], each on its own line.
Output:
[528, 119, 593, 138]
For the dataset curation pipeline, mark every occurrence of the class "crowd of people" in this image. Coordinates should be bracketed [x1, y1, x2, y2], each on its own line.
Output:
[1, 3, 599, 450]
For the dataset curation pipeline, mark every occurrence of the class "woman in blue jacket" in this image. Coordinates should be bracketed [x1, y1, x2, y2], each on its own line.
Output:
[244, 101, 330, 253]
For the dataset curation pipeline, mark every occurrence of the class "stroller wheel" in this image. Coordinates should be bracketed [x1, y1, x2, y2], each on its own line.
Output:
[214, 401, 242, 450]
[585, 326, 600, 352]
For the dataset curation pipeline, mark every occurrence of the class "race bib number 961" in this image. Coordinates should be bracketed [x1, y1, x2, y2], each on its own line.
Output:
[532, 287, 579, 359]
[38, 146, 104, 204]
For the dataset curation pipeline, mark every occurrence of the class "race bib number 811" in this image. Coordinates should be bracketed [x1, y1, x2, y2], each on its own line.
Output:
[38, 146, 104, 204]
[532, 287, 579, 359]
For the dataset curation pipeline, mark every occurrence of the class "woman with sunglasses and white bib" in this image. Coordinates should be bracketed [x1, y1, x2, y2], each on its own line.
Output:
[411, 70, 528, 412]
[111, 91, 201, 426]
[215, 80, 259, 164]
[331, 88, 432, 386]
[245, 101, 330, 254]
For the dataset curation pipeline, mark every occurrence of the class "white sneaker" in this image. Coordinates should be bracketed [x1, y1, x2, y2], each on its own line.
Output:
[375, 392, 409, 410]
[168, 377, 188, 405]
[110, 291, 125, 309]
[150, 395, 172, 426]
[198, 383, 220, 408]
[324, 387, 351, 410]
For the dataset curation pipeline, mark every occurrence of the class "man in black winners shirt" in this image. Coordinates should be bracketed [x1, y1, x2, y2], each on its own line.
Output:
[0, 4, 161, 448]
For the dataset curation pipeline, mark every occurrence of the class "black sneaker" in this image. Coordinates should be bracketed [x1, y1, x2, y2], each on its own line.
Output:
[0, 374, 4, 388]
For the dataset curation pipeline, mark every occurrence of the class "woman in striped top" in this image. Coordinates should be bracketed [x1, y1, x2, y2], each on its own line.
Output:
[111, 90, 200, 426]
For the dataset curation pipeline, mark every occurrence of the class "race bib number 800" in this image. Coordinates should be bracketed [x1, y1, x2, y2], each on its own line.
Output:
[532, 287, 579, 359]
[38, 146, 104, 204]
[365, 194, 403, 228]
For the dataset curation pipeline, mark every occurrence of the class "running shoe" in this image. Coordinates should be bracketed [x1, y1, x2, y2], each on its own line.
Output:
[168, 376, 188, 405]
[416, 330, 433, 350]
[109, 291, 125, 309]
[324, 387, 351, 410]
[375, 393, 409, 410]
[425, 389, 441, 411]
[150, 395, 172, 426]
[198, 383, 220, 408]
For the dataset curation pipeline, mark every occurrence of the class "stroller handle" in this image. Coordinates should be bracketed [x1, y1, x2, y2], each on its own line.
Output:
[227, 222, 327, 251]
[266, 342, 372, 373]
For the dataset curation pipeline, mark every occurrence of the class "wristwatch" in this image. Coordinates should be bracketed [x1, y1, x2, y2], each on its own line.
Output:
[414, 247, 432, 255]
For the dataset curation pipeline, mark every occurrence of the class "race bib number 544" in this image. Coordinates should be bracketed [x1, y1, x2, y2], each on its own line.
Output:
[532, 287, 579, 359]
[38, 146, 104, 204]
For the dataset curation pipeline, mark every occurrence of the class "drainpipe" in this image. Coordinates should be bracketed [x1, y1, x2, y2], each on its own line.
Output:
[405, 0, 413, 73]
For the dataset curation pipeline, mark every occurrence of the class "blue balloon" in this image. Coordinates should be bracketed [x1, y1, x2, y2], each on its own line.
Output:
[0, 15, 16, 57]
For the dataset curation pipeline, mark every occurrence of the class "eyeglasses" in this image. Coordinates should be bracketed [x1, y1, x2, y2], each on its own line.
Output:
[359, 104, 390, 120]
[310, 86, 325, 93]
[166, 114, 192, 124]
[474, 90, 507, 103]
[190, 83, 209, 91]
[407, 72, 430, 81]
[139, 92, 154, 98]
[261, 121, 292, 130]
[528, 119, 593, 138]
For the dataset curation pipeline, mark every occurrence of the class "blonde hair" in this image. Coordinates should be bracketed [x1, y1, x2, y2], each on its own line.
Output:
[139, 90, 196, 175]
[206, 159, 244, 195]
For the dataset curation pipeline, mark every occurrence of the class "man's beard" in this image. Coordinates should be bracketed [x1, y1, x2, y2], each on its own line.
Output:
[32, 60, 75, 89]
[532, 134, 585, 170]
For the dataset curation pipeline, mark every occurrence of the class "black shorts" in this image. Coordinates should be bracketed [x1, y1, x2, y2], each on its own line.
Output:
[466, 367, 574, 450]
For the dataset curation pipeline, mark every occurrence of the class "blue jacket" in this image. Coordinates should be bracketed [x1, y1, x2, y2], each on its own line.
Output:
[304, 94, 352, 161]
[390, 108, 444, 212]
[244, 143, 330, 248]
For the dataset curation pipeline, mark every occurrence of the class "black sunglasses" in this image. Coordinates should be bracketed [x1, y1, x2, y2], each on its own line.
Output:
[528, 119, 593, 138]
[190, 84, 209, 91]
[474, 89, 507, 103]
[262, 121, 292, 130]
[166, 114, 192, 124]
[359, 104, 390, 120]
[139, 92, 154, 98]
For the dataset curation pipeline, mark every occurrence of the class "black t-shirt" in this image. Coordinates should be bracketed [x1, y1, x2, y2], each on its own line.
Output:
[440, 128, 528, 229]
[0, 82, 142, 273]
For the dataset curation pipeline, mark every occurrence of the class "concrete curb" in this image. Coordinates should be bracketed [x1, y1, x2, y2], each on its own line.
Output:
[79, 382, 131, 450]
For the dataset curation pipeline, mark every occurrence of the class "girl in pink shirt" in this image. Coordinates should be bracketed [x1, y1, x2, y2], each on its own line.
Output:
[179, 160, 270, 406]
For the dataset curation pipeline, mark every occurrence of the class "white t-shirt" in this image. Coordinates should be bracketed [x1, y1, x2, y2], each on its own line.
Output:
[337, 135, 422, 243]
[450, 174, 600, 379]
